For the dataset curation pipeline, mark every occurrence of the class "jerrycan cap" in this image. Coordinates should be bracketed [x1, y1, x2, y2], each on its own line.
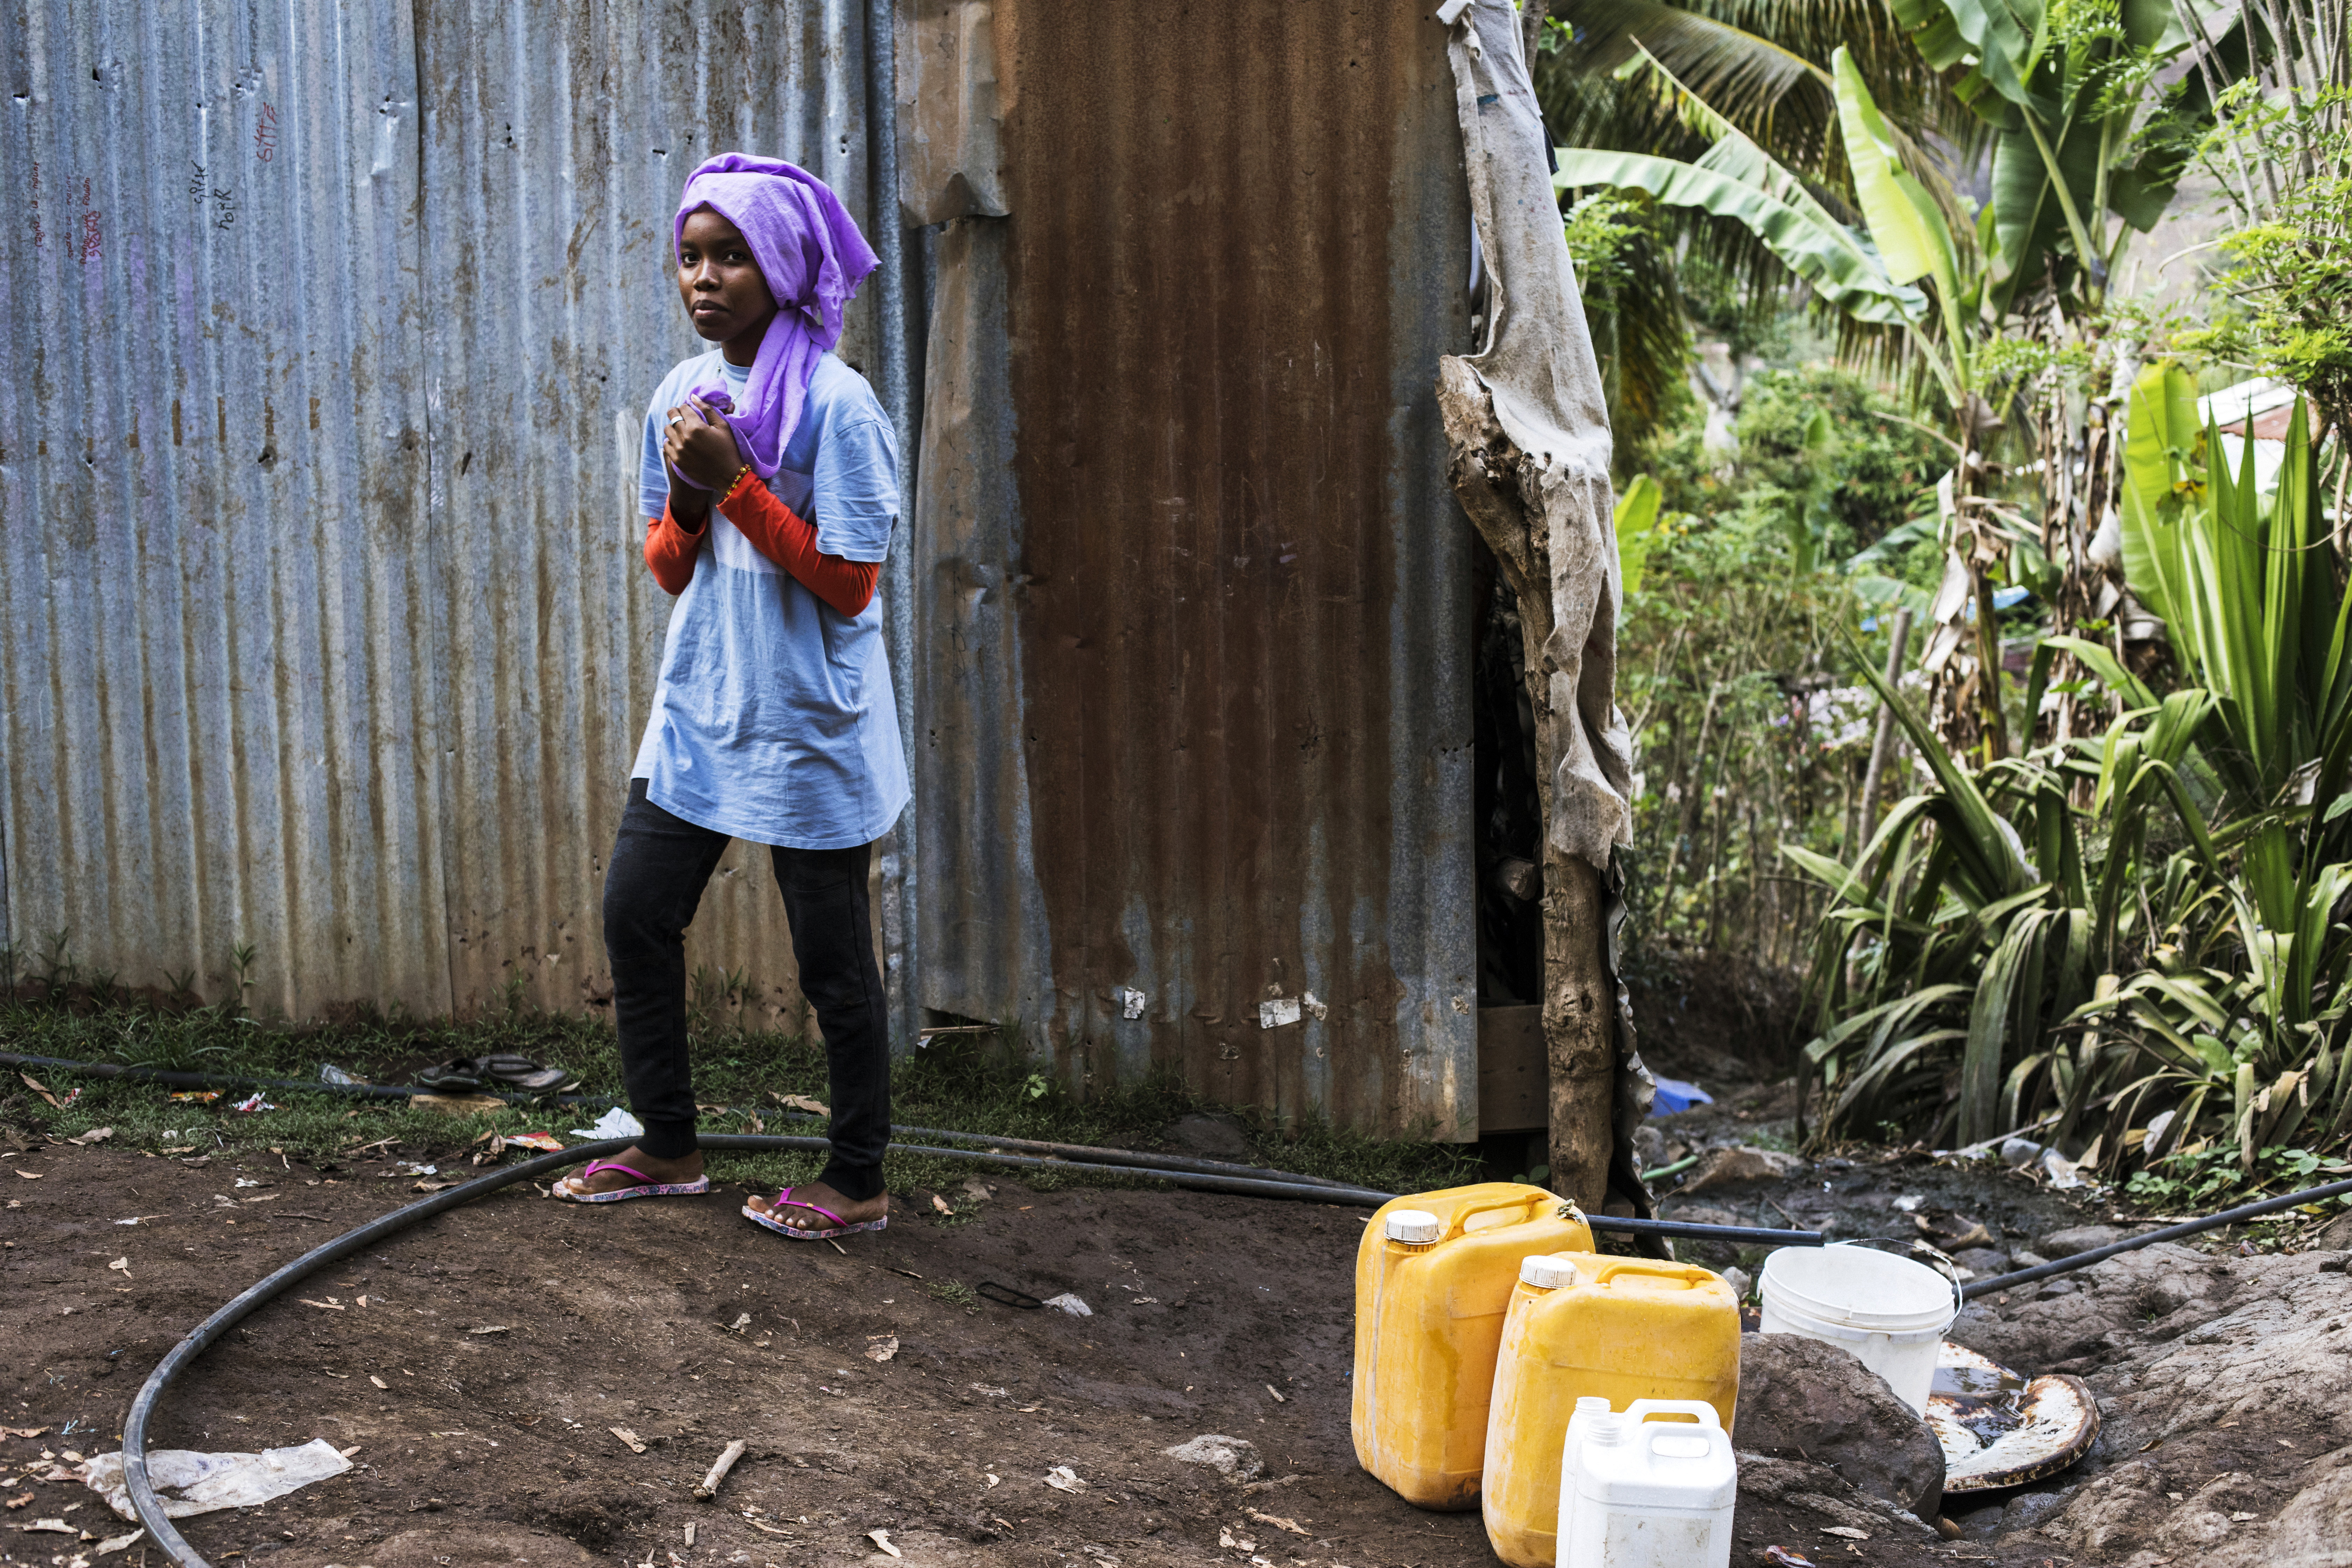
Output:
[1385, 1209, 1443, 1244]
[1519, 1253, 1586, 1289]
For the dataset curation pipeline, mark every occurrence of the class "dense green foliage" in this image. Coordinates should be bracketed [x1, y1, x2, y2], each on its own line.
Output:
[1792, 370, 2352, 1182]
[1619, 368, 1945, 962]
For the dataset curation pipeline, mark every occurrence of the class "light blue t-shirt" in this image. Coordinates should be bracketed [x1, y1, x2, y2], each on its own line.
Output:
[629, 350, 909, 850]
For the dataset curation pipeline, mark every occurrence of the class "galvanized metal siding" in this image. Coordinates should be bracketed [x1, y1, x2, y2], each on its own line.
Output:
[2, 0, 446, 1016]
[2, 0, 883, 1023]
[414, 0, 877, 1023]
[916, 0, 1477, 1135]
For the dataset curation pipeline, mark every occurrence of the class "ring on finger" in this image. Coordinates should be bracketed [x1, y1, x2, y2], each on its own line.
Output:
[666, 414, 684, 427]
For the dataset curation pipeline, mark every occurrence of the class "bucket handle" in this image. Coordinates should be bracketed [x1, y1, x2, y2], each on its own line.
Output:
[1841, 1236, 1965, 1317]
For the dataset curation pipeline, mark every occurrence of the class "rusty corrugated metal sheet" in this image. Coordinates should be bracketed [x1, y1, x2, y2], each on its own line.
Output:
[1, 0, 886, 1025]
[914, 1, 1477, 1135]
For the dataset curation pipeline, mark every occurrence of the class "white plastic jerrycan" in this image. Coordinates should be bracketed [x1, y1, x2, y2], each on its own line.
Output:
[1559, 1400, 1736, 1568]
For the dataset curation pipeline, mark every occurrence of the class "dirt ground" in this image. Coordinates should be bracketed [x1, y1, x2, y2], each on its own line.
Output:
[1, 1135, 2074, 1568]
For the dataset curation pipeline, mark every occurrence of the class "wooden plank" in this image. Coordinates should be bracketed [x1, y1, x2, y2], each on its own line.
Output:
[1478, 1005, 1547, 1134]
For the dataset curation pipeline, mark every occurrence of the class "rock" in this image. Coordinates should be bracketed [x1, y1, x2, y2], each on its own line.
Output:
[2037, 1224, 2131, 1259]
[1733, 1452, 1935, 1538]
[1161, 1113, 1255, 1164]
[1678, 1146, 1803, 1195]
[1162, 1435, 1264, 1483]
[2315, 1210, 2352, 1252]
[1633, 1124, 1667, 1172]
[1736, 1333, 1946, 1518]
[1721, 1265, 1753, 1301]
[1952, 1247, 2010, 1278]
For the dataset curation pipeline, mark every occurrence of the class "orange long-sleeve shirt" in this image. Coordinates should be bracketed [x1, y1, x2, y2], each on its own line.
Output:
[644, 481, 880, 616]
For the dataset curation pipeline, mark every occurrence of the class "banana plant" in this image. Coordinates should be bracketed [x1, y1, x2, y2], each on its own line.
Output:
[1888, 0, 2236, 310]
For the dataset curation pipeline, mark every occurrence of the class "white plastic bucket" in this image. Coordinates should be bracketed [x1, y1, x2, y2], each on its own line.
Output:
[1757, 1243, 1959, 1413]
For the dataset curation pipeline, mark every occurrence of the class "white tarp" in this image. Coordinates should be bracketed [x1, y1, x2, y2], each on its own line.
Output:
[1440, 0, 1634, 873]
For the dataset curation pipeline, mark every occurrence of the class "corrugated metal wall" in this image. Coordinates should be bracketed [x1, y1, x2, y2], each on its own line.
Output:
[1, 0, 880, 1024]
[912, 1, 1479, 1136]
[5, 0, 1481, 1138]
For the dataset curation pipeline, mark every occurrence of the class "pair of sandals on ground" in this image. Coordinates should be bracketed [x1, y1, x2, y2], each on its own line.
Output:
[551, 1148, 886, 1240]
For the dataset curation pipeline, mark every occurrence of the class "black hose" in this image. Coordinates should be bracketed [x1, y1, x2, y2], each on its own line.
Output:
[1593, 1215, 1822, 1247]
[884, 1120, 1363, 1189]
[124, 1137, 632, 1568]
[1960, 1175, 2352, 1300]
[694, 1134, 1396, 1205]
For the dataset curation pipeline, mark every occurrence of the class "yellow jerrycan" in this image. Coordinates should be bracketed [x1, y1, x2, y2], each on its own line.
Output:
[1352, 1184, 1594, 1509]
[1480, 1253, 1741, 1568]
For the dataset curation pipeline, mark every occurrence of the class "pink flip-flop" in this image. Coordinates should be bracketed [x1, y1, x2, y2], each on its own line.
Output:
[551, 1159, 712, 1203]
[743, 1185, 888, 1240]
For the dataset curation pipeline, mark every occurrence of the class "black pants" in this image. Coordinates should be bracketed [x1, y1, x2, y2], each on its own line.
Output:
[601, 779, 891, 1200]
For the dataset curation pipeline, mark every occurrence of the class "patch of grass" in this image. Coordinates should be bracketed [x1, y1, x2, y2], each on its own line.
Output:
[0, 992, 1480, 1200]
[926, 1279, 980, 1310]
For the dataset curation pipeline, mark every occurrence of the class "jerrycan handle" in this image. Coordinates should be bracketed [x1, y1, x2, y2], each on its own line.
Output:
[1621, 1398, 1723, 1430]
[1446, 1189, 1554, 1237]
[1642, 1422, 1726, 1466]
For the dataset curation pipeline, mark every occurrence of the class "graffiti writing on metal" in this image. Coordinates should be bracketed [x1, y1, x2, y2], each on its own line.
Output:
[253, 101, 279, 163]
[27, 160, 42, 248]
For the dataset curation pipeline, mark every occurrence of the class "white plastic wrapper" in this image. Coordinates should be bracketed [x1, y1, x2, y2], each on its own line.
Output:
[83, 1439, 352, 1520]
[567, 1106, 645, 1140]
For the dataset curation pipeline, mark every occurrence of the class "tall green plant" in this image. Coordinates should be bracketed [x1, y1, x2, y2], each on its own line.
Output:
[2114, 364, 2352, 926]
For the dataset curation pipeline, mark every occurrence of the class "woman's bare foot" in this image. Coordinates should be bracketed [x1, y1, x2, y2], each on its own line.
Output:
[745, 1180, 888, 1235]
[551, 1146, 706, 1200]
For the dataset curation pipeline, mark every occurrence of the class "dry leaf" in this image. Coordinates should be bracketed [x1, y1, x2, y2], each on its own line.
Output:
[5, 1493, 33, 1510]
[467, 1325, 511, 1336]
[770, 1092, 831, 1117]
[369, 1376, 388, 1390]
[931, 1194, 954, 1216]
[1265, 1384, 1286, 1403]
[1821, 1526, 1870, 1540]
[1246, 1510, 1308, 1536]
[21, 1519, 76, 1535]
[742, 1519, 792, 1538]
[610, 1427, 647, 1454]
[337, 1446, 361, 1459]
[19, 1074, 62, 1109]
[864, 1335, 899, 1364]
[14, 1171, 43, 1180]
[297, 1298, 345, 1311]
[866, 1528, 901, 1558]
[1043, 1465, 1085, 1493]
[2, 1427, 49, 1439]
[106, 1258, 129, 1279]
[727, 1312, 751, 1334]
[984, 1474, 1000, 1488]
[681, 1523, 694, 1548]
[68, 1128, 114, 1147]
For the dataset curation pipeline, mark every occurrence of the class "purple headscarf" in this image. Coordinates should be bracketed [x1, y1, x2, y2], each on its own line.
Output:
[672, 153, 878, 485]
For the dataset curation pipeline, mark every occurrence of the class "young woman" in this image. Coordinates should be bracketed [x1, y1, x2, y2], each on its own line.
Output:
[552, 154, 906, 1241]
